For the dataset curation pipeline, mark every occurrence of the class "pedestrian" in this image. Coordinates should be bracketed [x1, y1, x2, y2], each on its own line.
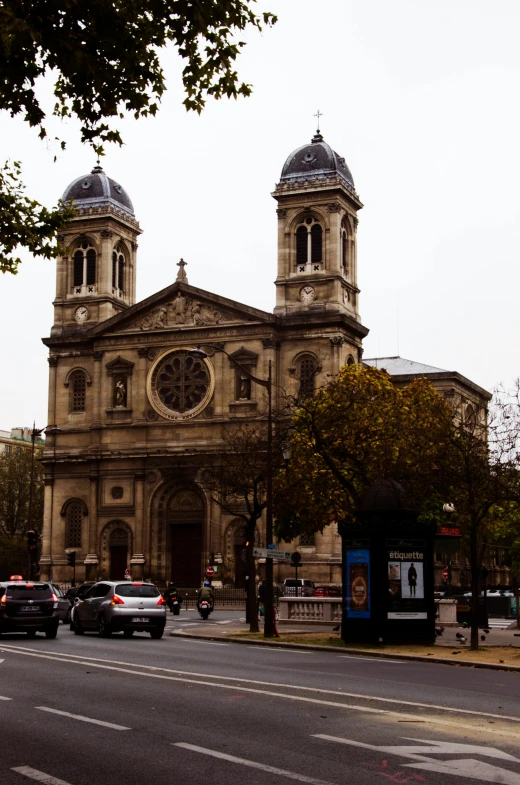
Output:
[258, 580, 267, 617]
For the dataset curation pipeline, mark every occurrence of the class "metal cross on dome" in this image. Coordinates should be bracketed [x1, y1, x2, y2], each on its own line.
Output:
[314, 109, 323, 132]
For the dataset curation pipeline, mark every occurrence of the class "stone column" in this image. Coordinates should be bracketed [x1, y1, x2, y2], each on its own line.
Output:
[84, 470, 99, 580]
[329, 336, 344, 375]
[39, 478, 54, 581]
[137, 348, 148, 422]
[92, 351, 104, 431]
[130, 471, 145, 579]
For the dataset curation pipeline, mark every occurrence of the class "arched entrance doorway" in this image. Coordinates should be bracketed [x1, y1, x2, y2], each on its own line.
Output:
[109, 527, 129, 579]
[167, 490, 204, 586]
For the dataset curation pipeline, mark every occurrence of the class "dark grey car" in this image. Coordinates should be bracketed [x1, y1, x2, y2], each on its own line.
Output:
[73, 581, 167, 638]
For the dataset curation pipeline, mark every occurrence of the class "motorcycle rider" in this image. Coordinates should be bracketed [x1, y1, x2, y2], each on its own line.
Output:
[164, 581, 181, 614]
[197, 580, 214, 610]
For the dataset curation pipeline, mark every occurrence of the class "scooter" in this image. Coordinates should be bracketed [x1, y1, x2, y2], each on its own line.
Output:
[198, 600, 212, 620]
[164, 590, 182, 615]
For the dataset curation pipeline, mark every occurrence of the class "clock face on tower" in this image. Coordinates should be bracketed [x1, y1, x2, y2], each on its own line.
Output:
[300, 285, 316, 304]
[74, 306, 89, 323]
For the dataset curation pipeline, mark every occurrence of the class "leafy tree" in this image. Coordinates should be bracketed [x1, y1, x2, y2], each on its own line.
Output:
[0, 534, 28, 580]
[202, 420, 286, 633]
[0, 0, 276, 272]
[0, 447, 44, 536]
[442, 391, 520, 645]
[274, 365, 452, 541]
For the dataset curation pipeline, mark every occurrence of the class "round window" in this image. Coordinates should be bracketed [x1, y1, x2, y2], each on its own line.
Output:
[147, 349, 214, 420]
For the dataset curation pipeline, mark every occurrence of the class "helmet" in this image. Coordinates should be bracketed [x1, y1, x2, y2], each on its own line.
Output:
[203, 580, 211, 587]
[168, 581, 175, 589]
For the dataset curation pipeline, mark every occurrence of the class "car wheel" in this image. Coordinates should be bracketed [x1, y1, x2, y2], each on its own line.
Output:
[150, 627, 164, 639]
[45, 625, 58, 639]
[73, 615, 84, 635]
[26, 630, 37, 638]
[98, 615, 112, 637]
[123, 629, 134, 638]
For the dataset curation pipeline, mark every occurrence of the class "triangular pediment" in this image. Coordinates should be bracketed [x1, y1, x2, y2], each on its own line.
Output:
[89, 281, 274, 337]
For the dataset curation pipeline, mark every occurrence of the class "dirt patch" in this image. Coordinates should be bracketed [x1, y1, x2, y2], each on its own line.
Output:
[230, 630, 520, 665]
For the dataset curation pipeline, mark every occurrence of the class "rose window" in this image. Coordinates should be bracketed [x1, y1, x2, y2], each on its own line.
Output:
[147, 349, 214, 420]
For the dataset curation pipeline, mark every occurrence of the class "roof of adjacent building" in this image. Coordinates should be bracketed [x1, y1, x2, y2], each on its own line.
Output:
[62, 165, 134, 216]
[364, 356, 447, 375]
[364, 356, 492, 401]
[280, 131, 355, 188]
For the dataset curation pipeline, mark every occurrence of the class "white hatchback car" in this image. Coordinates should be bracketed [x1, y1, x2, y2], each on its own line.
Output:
[73, 581, 167, 638]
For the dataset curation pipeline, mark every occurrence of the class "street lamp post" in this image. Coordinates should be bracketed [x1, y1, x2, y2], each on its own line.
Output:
[188, 345, 276, 638]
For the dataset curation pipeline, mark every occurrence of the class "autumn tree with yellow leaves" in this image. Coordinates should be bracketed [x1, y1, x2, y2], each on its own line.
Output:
[274, 364, 452, 542]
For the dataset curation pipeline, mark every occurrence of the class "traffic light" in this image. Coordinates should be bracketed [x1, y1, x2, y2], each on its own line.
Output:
[26, 530, 38, 552]
[67, 551, 76, 567]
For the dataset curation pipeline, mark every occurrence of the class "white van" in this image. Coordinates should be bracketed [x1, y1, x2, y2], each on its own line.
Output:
[283, 578, 315, 597]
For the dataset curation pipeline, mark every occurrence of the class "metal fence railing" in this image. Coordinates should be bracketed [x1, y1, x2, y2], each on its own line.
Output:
[176, 587, 247, 610]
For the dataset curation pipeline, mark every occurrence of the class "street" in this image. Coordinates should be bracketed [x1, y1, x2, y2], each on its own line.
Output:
[0, 612, 520, 785]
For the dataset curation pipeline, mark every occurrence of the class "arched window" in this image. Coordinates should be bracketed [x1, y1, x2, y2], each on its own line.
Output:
[67, 502, 83, 548]
[72, 242, 96, 292]
[70, 371, 87, 412]
[112, 245, 125, 295]
[341, 230, 348, 274]
[295, 217, 323, 270]
[298, 355, 318, 401]
[346, 354, 355, 366]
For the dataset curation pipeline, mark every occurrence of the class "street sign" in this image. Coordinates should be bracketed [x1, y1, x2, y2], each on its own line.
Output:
[440, 526, 461, 536]
[291, 552, 302, 566]
[442, 567, 449, 581]
[253, 547, 291, 561]
[205, 566, 215, 577]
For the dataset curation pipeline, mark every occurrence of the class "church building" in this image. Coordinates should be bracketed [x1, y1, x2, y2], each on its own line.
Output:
[40, 131, 369, 586]
[39, 131, 492, 588]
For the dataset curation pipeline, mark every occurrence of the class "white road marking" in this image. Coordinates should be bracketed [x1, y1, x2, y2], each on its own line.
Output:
[313, 735, 520, 784]
[0, 695, 12, 700]
[174, 742, 335, 785]
[1, 644, 519, 737]
[11, 766, 74, 785]
[175, 640, 229, 646]
[35, 706, 130, 730]
[256, 648, 313, 655]
[339, 655, 405, 663]
[215, 620, 233, 624]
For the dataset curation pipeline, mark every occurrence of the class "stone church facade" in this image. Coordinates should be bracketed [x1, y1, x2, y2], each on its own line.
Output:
[39, 132, 495, 589]
[40, 132, 369, 586]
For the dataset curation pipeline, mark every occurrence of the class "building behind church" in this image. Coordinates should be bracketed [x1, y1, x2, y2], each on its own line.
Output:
[40, 133, 502, 589]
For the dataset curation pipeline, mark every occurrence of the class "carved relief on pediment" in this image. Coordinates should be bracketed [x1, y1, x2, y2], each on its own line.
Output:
[128, 292, 238, 332]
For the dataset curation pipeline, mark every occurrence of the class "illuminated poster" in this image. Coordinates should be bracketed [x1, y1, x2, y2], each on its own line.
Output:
[346, 549, 370, 619]
[387, 540, 427, 620]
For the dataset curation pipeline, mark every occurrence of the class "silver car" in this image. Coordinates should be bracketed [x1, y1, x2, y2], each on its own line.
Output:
[73, 581, 167, 638]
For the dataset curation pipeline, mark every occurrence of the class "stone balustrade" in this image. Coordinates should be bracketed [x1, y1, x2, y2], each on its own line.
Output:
[278, 597, 342, 625]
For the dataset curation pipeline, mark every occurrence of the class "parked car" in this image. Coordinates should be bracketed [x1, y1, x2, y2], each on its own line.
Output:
[312, 584, 341, 597]
[0, 578, 59, 638]
[50, 584, 72, 623]
[73, 581, 167, 638]
[67, 582, 97, 629]
[283, 579, 315, 597]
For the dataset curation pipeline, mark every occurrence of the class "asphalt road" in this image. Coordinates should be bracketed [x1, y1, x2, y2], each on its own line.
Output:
[1, 612, 520, 785]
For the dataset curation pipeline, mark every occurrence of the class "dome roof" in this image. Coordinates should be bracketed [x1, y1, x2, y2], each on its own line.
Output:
[280, 131, 355, 188]
[62, 165, 134, 216]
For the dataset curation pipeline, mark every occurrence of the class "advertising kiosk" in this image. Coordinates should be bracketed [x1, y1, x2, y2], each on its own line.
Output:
[341, 479, 436, 645]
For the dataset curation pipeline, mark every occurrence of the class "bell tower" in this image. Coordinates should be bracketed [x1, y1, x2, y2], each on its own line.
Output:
[272, 131, 362, 319]
[51, 165, 141, 336]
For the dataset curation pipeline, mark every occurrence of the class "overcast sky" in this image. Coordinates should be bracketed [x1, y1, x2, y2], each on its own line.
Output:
[2, 0, 519, 429]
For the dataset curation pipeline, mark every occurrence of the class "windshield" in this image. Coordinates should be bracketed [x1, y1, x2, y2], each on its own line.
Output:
[115, 584, 160, 598]
[6, 584, 52, 600]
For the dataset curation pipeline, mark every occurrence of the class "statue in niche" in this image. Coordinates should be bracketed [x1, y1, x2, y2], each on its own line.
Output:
[173, 291, 187, 323]
[115, 378, 127, 407]
[239, 374, 251, 401]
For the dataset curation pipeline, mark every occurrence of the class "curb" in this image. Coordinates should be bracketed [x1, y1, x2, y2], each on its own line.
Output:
[169, 630, 520, 672]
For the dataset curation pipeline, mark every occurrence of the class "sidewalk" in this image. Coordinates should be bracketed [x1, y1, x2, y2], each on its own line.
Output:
[170, 618, 520, 671]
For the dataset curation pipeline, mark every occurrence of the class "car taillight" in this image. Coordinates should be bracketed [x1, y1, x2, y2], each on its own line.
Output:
[111, 595, 124, 605]
[52, 592, 58, 608]
[0, 594, 6, 605]
[157, 595, 166, 606]
[131, 582, 143, 586]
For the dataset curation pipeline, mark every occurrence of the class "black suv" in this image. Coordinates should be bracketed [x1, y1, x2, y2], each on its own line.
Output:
[0, 579, 60, 638]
